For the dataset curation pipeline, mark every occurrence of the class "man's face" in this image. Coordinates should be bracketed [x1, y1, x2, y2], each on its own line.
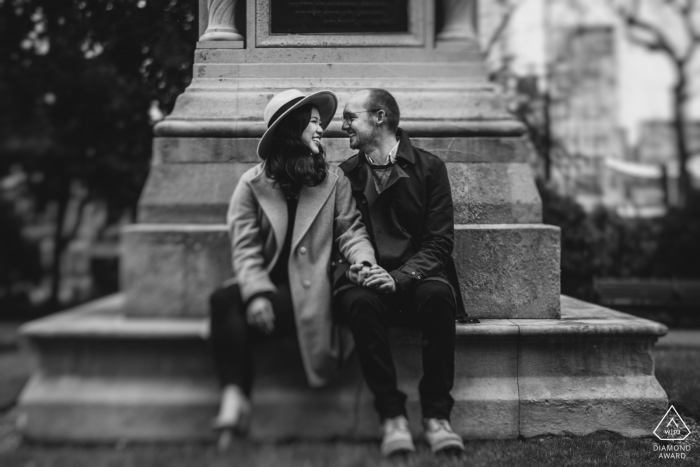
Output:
[341, 92, 379, 152]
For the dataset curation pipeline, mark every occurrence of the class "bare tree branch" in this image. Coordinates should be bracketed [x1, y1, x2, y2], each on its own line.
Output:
[615, 2, 680, 60]
[483, 0, 519, 58]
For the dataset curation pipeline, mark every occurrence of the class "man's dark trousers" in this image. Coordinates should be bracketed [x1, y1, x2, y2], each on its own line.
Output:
[335, 280, 456, 422]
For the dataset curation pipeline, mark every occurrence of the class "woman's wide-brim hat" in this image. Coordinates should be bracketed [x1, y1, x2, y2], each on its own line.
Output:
[257, 89, 338, 160]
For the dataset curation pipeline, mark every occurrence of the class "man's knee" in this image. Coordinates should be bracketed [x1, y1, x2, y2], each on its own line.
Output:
[413, 281, 455, 316]
[336, 286, 384, 323]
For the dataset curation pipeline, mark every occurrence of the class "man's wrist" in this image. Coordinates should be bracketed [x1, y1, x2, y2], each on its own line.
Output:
[389, 270, 411, 291]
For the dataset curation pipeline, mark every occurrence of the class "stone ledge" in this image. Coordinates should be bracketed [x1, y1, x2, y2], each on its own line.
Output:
[153, 136, 531, 164]
[18, 375, 219, 442]
[154, 119, 526, 139]
[20, 294, 667, 341]
[17, 296, 668, 441]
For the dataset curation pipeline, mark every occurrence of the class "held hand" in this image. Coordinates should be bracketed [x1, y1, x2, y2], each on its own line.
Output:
[348, 263, 372, 285]
[246, 296, 275, 334]
[363, 265, 396, 293]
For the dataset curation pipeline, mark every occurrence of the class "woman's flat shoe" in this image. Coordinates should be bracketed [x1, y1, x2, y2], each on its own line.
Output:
[212, 402, 252, 436]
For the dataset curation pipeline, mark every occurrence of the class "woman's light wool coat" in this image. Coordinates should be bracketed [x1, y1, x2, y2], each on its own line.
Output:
[227, 163, 376, 387]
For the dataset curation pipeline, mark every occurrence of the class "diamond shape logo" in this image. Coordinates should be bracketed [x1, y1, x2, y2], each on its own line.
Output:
[654, 405, 691, 441]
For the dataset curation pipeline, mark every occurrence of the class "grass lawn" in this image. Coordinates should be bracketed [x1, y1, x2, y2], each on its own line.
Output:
[654, 348, 700, 419]
[0, 347, 698, 466]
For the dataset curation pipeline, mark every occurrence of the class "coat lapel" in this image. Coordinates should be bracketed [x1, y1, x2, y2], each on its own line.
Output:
[249, 172, 287, 261]
[379, 163, 409, 196]
[292, 171, 337, 251]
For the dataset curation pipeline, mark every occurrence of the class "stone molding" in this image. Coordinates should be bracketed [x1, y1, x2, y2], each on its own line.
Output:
[437, 0, 477, 42]
[154, 119, 526, 138]
[199, 0, 244, 42]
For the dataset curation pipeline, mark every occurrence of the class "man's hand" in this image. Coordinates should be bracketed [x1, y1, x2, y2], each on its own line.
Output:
[348, 263, 372, 285]
[246, 296, 275, 334]
[363, 265, 396, 293]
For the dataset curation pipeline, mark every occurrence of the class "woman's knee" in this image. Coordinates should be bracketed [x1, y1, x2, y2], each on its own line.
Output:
[209, 285, 243, 321]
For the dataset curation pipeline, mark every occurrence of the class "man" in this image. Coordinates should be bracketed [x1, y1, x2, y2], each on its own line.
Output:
[334, 89, 467, 457]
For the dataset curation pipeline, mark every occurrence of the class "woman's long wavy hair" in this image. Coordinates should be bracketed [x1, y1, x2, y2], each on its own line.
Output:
[265, 104, 328, 197]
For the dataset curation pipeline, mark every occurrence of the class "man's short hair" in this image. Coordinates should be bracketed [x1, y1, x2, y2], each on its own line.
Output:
[366, 88, 400, 133]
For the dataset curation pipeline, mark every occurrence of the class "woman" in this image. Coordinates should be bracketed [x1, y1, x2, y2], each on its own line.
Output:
[209, 89, 376, 444]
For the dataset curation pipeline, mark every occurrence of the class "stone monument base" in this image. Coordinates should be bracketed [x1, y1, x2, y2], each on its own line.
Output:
[17, 295, 667, 442]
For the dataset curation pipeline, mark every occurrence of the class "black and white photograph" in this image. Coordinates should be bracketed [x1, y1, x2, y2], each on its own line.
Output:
[0, 0, 699, 465]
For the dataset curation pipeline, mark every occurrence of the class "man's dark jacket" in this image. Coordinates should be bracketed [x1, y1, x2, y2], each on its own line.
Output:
[337, 128, 467, 319]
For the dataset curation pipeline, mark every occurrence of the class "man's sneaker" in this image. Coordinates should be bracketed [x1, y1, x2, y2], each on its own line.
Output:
[423, 418, 465, 454]
[380, 416, 415, 457]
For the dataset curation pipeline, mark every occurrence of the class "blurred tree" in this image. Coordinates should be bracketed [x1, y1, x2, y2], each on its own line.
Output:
[0, 0, 198, 308]
[0, 194, 42, 299]
[613, 0, 700, 209]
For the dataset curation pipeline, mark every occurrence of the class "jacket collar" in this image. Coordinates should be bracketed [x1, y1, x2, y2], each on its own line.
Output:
[342, 127, 414, 193]
[342, 127, 414, 173]
[394, 128, 415, 165]
[249, 166, 337, 253]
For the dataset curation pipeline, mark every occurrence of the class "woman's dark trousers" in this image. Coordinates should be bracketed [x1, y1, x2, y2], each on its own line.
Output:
[334, 280, 456, 423]
[209, 283, 296, 396]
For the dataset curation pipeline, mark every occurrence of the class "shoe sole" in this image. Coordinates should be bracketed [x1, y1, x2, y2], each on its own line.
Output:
[381, 439, 416, 457]
[430, 438, 465, 454]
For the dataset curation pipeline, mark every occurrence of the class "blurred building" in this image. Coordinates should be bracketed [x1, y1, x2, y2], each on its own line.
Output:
[547, 25, 629, 210]
[636, 120, 700, 165]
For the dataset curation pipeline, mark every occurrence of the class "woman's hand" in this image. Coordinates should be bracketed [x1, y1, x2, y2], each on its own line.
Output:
[347, 263, 371, 285]
[246, 296, 275, 334]
[363, 265, 396, 293]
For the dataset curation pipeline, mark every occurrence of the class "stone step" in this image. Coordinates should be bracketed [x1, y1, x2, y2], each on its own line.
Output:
[191, 63, 489, 80]
[17, 295, 668, 442]
[120, 224, 559, 319]
[137, 162, 541, 225]
[152, 136, 531, 165]
[165, 84, 510, 124]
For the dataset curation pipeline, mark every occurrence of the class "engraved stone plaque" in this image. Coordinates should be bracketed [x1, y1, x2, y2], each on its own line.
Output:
[270, 0, 409, 34]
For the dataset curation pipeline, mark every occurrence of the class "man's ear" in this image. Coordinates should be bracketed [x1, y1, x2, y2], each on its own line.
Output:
[375, 110, 386, 126]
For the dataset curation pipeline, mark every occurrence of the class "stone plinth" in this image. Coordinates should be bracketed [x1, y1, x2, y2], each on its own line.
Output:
[18, 295, 667, 442]
[121, 224, 559, 319]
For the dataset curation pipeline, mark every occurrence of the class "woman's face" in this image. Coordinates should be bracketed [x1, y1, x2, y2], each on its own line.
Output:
[301, 107, 323, 155]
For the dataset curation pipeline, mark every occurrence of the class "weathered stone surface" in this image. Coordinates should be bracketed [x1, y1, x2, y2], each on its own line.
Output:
[121, 225, 230, 317]
[17, 295, 667, 441]
[514, 297, 668, 437]
[19, 376, 219, 442]
[119, 224, 559, 319]
[162, 84, 514, 135]
[454, 225, 560, 319]
[154, 136, 531, 164]
[137, 163, 255, 224]
[137, 162, 540, 225]
[193, 46, 484, 64]
[449, 163, 542, 224]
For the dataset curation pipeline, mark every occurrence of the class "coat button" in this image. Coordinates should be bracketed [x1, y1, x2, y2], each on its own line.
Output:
[411, 272, 416, 276]
[303, 280, 311, 288]
[361, 199, 367, 204]
[300, 246, 307, 255]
